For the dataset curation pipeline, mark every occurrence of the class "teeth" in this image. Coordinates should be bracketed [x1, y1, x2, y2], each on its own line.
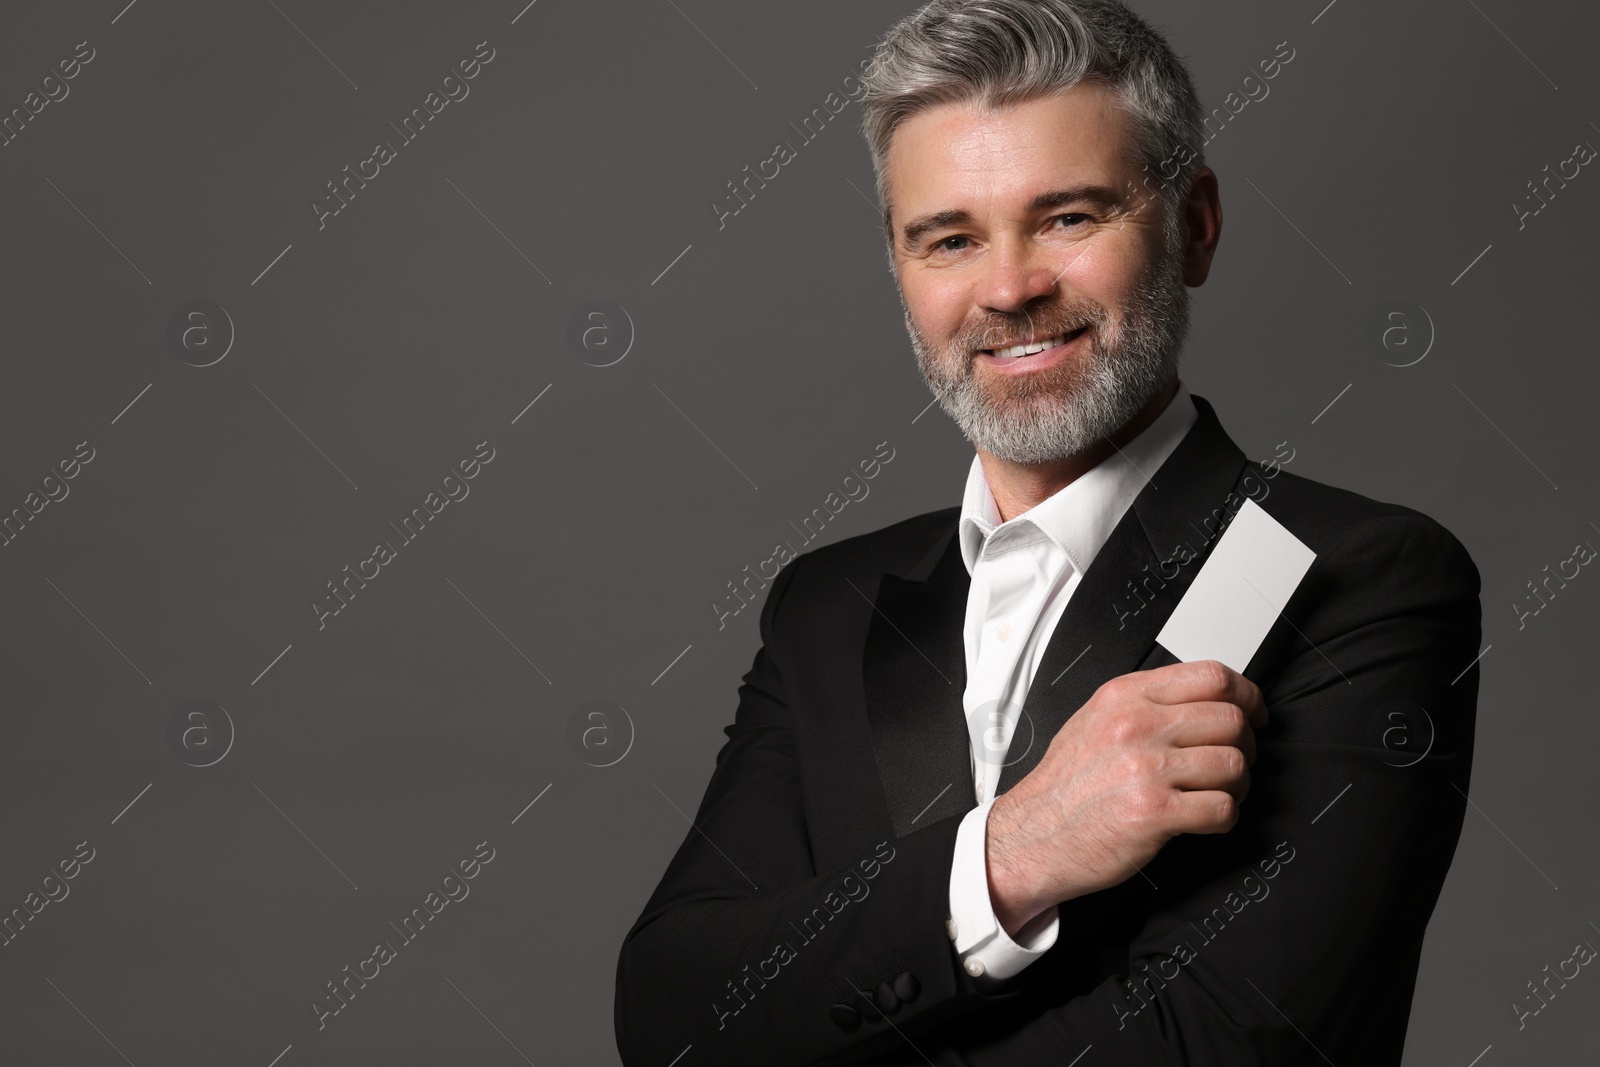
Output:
[992, 331, 1075, 359]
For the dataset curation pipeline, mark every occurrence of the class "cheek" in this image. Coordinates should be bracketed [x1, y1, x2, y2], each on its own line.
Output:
[905, 279, 969, 341]
[1051, 241, 1113, 286]
[1054, 241, 1142, 309]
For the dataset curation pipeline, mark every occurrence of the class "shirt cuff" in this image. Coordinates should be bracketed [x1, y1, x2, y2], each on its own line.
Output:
[946, 798, 1060, 985]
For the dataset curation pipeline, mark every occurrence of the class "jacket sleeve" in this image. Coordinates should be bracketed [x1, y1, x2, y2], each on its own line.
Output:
[614, 552, 1025, 1067]
[918, 510, 1483, 1065]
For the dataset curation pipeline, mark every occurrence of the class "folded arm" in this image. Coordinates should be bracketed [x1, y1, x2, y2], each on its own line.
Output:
[614, 554, 1019, 1066]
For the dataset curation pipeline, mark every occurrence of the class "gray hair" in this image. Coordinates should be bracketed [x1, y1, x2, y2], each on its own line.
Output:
[859, 0, 1206, 257]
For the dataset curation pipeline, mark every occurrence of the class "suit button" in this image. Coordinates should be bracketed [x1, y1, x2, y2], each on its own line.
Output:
[874, 980, 901, 1015]
[893, 971, 921, 1003]
[829, 1003, 862, 1031]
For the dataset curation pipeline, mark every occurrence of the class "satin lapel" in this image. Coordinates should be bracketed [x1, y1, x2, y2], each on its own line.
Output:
[862, 526, 976, 839]
[998, 394, 1251, 794]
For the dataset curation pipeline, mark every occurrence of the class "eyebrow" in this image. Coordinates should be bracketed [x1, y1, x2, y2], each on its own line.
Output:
[898, 183, 1127, 253]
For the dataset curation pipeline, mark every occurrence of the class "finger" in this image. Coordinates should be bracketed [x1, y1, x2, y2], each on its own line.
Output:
[1162, 702, 1257, 764]
[1164, 746, 1251, 801]
[1141, 660, 1267, 729]
[1235, 674, 1268, 730]
[1164, 788, 1242, 836]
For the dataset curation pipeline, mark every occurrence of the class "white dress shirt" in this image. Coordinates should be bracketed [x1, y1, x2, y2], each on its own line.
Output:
[945, 380, 1198, 986]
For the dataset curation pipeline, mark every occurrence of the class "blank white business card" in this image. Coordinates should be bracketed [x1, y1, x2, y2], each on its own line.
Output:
[1154, 497, 1316, 673]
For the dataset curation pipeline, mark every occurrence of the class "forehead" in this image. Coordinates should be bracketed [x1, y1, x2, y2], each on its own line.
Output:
[884, 81, 1135, 228]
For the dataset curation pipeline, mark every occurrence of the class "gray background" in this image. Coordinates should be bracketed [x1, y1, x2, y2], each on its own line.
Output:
[0, 0, 1595, 1063]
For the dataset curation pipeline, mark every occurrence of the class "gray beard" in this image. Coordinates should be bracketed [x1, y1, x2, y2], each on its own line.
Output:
[905, 233, 1191, 465]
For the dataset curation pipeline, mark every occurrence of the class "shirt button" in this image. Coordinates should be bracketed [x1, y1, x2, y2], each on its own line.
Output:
[995, 622, 1013, 642]
[964, 958, 986, 978]
[945, 919, 959, 941]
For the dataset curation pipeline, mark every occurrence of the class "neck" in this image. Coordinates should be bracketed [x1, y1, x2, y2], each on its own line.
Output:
[977, 376, 1180, 523]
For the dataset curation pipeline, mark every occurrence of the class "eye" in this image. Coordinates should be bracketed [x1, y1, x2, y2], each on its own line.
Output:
[927, 213, 1094, 256]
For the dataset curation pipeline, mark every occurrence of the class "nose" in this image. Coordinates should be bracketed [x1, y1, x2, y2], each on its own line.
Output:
[974, 235, 1060, 316]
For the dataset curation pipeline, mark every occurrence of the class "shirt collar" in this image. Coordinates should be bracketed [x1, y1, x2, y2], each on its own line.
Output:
[957, 379, 1199, 577]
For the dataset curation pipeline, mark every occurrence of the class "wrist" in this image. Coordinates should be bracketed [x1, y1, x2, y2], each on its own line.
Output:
[985, 794, 1045, 937]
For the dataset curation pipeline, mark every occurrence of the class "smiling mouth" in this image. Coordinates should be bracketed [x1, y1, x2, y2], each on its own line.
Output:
[980, 326, 1089, 359]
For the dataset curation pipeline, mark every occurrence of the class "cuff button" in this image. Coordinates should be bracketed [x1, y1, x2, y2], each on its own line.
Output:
[963, 957, 986, 978]
[873, 980, 902, 1015]
[945, 918, 959, 941]
[853, 991, 885, 1023]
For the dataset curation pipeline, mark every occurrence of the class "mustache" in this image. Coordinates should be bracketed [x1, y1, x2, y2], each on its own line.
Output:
[964, 307, 1105, 352]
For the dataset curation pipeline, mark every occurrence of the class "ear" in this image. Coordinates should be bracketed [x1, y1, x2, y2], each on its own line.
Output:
[1180, 165, 1223, 288]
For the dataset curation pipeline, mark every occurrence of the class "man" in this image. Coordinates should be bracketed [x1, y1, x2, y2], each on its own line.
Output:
[615, 1, 1481, 1063]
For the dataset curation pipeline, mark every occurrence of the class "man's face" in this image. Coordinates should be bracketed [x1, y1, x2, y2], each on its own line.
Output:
[885, 81, 1191, 465]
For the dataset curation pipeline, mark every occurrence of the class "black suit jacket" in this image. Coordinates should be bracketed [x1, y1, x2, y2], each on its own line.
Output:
[615, 393, 1481, 1066]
